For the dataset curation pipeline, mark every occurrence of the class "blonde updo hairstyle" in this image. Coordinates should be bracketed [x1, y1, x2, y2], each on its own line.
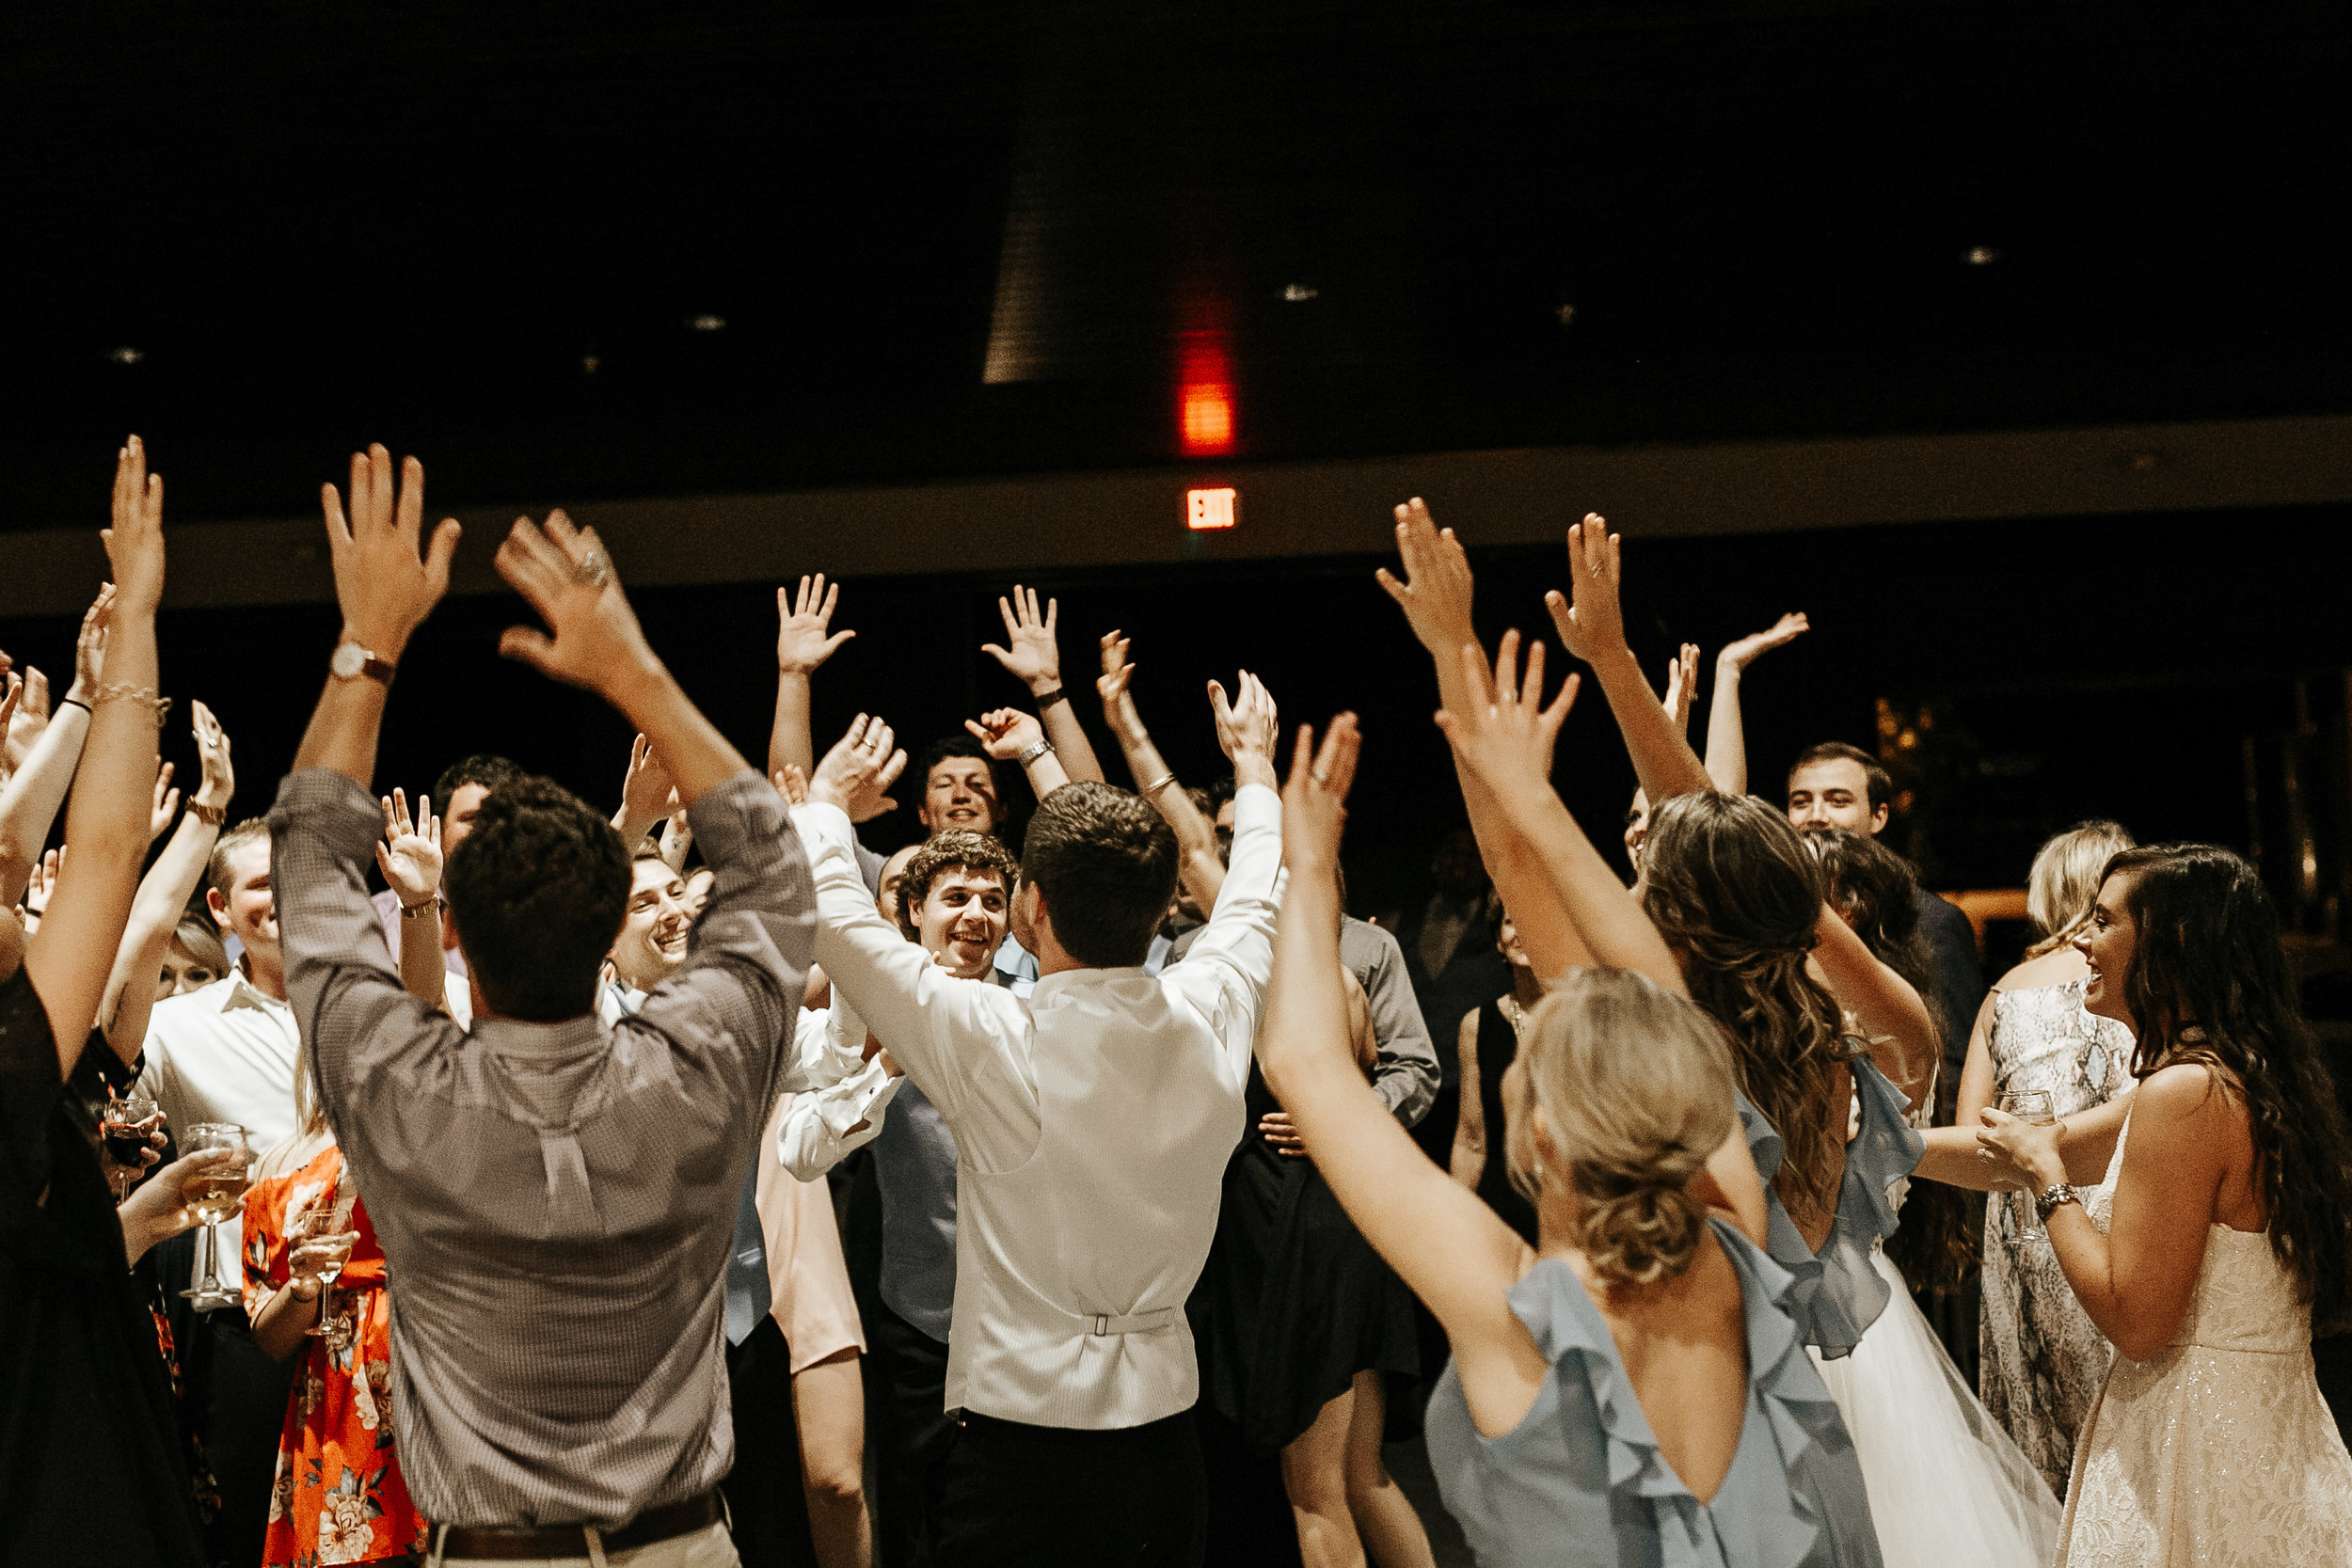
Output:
[2025, 819, 2136, 958]
[1505, 968, 1739, 1287]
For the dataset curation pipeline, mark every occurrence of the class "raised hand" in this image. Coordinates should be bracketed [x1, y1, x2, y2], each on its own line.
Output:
[1280, 713, 1362, 878]
[1097, 631, 1146, 739]
[965, 707, 1047, 762]
[807, 715, 906, 821]
[980, 585, 1065, 695]
[1433, 631, 1581, 801]
[146, 761, 181, 844]
[188, 699, 234, 814]
[66, 583, 116, 705]
[6, 666, 49, 770]
[23, 847, 63, 923]
[771, 765, 812, 808]
[103, 437, 168, 617]
[495, 510, 659, 696]
[615, 733, 678, 841]
[1661, 642, 1700, 736]
[776, 574, 855, 674]
[322, 445, 461, 663]
[1208, 670, 1280, 773]
[1543, 514, 1627, 665]
[1720, 611, 1810, 673]
[374, 788, 443, 907]
[1375, 498, 1477, 659]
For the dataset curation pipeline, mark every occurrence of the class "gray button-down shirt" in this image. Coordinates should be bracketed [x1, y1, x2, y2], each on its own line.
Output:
[269, 768, 815, 1528]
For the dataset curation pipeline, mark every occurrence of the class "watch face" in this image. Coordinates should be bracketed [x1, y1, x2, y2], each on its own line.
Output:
[331, 641, 366, 678]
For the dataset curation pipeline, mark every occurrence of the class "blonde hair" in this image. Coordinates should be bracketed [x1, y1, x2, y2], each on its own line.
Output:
[2026, 820, 2135, 958]
[1506, 969, 1739, 1287]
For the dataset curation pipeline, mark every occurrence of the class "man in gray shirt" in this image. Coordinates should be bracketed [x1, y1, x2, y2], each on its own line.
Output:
[269, 451, 860, 1564]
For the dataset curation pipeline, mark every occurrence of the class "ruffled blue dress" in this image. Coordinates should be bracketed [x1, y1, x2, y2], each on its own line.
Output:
[1424, 1219, 1883, 1568]
[1740, 1061, 1923, 1359]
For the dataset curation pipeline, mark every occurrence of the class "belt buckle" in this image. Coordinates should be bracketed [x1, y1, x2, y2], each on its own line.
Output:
[1092, 1313, 1109, 1335]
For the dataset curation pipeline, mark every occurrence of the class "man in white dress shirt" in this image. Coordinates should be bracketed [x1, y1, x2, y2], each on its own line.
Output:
[136, 816, 303, 1568]
[789, 680, 1282, 1568]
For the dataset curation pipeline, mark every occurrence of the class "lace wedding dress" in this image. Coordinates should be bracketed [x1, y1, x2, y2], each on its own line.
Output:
[2058, 1115, 2352, 1565]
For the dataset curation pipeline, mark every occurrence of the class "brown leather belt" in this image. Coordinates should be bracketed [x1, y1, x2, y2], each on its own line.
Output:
[433, 1490, 723, 1560]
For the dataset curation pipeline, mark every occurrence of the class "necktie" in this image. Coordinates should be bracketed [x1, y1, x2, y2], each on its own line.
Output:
[723, 1165, 771, 1346]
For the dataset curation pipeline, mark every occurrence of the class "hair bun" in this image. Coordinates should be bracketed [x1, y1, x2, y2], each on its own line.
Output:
[1571, 1146, 1711, 1288]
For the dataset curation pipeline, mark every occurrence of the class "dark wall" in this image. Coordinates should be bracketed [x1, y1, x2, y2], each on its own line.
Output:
[6, 498, 2347, 920]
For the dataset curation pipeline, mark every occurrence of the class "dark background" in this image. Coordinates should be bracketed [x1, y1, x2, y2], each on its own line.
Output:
[5, 0, 2350, 928]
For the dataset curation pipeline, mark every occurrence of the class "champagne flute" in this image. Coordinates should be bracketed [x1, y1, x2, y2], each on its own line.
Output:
[180, 1122, 253, 1309]
[1998, 1089, 2058, 1242]
[99, 1086, 161, 1202]
[290, 1194, 358, 1340]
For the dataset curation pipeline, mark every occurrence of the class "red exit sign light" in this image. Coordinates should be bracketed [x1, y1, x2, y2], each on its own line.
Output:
[1187, 487, 1238, 531]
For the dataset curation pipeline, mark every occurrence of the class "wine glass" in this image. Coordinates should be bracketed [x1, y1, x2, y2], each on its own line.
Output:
[1998, 1089, 2057, 1242]
[99, 1086, 162, 1202]
[180, 1122, 253, 1310]
[289, 1193, 358, 1340]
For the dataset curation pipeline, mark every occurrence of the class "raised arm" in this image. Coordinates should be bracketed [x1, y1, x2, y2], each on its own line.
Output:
[1809, 904, 1938, 1112]
[24, 442, 165, 1073]
[493, 511, 750, 804]
[1704, 613, 1808, 794]
[1543, 514, 1712, 804]
[1254, 716, 1543, 1434]
[101, 699, 233, 1065]
[1436, 633, 1684, 993]
[980, 585, 1104, 785]
[373, 789, 448, 1011]
[1375, 499, 1594, 977]
[0, 586, 110, 904]
[965, 708, 1072, 800]
[769, 574, 854, 780]
[1095, 630, 1225, 912]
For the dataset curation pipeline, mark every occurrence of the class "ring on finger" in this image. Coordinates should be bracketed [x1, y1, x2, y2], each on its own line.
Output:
[573, 550, 613, 588]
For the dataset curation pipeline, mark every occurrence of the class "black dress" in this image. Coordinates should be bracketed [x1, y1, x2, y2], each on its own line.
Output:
[0, 967, 206, 1567]
[1188, 1062, 1421, 1455]
[1467, 1001, 1540, 1246]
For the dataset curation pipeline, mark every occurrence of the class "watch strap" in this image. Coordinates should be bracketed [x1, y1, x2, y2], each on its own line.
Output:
[1015, 738, 1055, 767]
[2035, 1182, 2079, 1222]
[1033, 686, 1068, 711]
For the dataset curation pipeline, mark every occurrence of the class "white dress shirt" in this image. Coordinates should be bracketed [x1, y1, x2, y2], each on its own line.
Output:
[790, 783, 1282, 1430]
[776, 998, 900, 1180]
[137, 968, 302, 1291]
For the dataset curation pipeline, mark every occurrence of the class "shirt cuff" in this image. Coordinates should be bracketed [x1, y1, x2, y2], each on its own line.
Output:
[684, 769, 789, 864]
[269, 768, 386, 862]
[819, 1056, 900, 1135]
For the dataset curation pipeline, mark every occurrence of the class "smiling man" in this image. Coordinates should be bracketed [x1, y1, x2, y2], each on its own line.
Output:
[603, 846, 694, 1017]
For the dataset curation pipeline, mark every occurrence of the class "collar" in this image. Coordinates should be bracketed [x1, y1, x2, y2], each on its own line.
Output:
[469, 1011, 608, 1063]
[1027, 965, 1148, 1004]
[222, 969, 291, 1014]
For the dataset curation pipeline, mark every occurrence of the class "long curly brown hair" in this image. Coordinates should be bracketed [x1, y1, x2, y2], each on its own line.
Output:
[1641, 793, 1854, 1232]
[2106, 845, 2352, 1329]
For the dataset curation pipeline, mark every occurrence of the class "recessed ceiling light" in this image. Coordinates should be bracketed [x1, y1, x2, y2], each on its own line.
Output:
[581, 355, 601, 375]
[1281, 283, 1319, 303]
[1554, 304, 1577, 326]
[688, 314, 726, 332]
[106, 345, 145, 364]
[1965, 245, 2000, 266]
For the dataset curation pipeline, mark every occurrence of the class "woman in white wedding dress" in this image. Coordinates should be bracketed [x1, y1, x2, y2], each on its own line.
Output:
[1971, 845, 2352, 1566]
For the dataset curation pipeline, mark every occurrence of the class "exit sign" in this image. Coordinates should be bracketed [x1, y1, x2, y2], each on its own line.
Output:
[1187, 487, 1237, 531]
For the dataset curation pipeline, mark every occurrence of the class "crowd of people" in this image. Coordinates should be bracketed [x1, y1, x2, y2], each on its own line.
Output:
[7, 436, 2352, 1568]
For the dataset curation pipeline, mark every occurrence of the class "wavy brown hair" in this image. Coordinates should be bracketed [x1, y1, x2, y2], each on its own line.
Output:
[2105, 845, 2352, 1329]
[1641, 793, 1853, 1231]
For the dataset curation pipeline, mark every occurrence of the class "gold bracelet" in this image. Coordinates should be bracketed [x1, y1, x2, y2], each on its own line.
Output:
[1142, 771, 1178, 795]
[187, 800, 228, 827]
[92, 682, 172, 728]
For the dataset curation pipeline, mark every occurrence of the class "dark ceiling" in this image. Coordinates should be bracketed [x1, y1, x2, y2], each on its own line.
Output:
[7, 0, 2345, 530]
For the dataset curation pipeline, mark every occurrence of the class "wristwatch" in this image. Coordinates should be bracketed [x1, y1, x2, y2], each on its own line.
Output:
[399, 896, 445, 920]
[329, 641, 396, 687]
[2035, 1183, 2080, 1223]
[1015, 738, 1055, 767]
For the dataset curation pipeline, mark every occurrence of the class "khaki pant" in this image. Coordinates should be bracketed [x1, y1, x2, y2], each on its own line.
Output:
[426, 1520, 740, 1568]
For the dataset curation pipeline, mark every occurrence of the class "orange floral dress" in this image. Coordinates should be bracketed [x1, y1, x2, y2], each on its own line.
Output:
[243, 1145, 425, 1566]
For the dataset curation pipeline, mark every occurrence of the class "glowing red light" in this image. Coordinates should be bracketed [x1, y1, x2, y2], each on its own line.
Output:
[1181, 385, 1233, 454]
[1176, 305, 1236, 456]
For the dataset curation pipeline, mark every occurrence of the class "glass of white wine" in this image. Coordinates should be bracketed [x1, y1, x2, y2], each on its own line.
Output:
[1998, 1089, 2057, 1242]
[180, 1122, 253, 1310]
